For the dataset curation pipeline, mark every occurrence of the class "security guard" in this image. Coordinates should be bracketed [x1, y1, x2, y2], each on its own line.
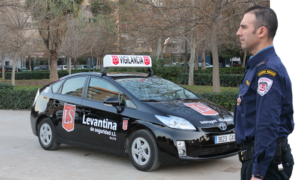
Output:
[235, 5, 294, 180]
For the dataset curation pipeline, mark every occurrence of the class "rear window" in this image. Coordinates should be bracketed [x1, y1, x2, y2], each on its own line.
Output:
[61, 76, 86, 97]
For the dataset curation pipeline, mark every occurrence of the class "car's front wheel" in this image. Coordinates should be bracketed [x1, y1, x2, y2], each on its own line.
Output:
[38, 118, 60, 150]
[128, 129, 160, 171]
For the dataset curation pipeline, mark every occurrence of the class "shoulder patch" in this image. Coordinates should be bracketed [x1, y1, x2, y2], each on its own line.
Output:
[246, 80, 250, 86]
[257, 77, 273, 96]
[257, 69, 277, 77]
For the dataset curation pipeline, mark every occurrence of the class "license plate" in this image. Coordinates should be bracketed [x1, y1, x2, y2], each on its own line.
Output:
[215, 134, 235, 144]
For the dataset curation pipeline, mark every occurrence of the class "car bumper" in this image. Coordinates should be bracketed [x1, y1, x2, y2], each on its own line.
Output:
[153, 127, 239, 164]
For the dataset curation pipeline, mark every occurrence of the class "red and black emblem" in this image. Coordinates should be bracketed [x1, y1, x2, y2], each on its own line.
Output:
[112, 55, 119, 65]
[143, 56, 150, 65]
[62, 104, 76, 132]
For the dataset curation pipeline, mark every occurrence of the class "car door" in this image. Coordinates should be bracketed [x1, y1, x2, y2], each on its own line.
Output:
[52, 76, 87, 142]
[81, 76, 136, 150]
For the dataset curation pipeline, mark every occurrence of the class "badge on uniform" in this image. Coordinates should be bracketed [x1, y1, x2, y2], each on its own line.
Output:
[246, 80, 250, 86]
[257, 77, 273, 96]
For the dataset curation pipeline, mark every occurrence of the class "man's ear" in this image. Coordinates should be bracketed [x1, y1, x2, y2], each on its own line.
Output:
[258, 26, 268, 38]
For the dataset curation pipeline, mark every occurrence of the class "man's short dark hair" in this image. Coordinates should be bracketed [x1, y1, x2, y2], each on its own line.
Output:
[245, 5, 278, 40]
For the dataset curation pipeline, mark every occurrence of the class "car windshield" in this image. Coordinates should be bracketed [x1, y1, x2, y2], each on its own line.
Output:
[115, 77, 198, 101]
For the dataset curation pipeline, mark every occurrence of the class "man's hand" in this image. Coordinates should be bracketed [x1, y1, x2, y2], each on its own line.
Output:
[251, 177, 262, 180]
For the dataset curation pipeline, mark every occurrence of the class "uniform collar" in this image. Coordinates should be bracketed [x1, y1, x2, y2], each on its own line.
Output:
[246, 46, 275, 69]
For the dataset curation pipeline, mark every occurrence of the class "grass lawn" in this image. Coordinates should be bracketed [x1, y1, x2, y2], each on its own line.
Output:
[181, 85, 239, 94]
[15, 85, 43, 90]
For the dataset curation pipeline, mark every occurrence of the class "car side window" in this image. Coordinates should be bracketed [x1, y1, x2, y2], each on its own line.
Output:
[87, 78, 137, 109]
[61, 76, 86, 97]
[87, 78, 119, 101]
[52, 80, 65, 93]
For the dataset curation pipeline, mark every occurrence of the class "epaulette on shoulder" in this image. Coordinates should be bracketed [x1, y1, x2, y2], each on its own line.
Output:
[257, 62, 265, 67]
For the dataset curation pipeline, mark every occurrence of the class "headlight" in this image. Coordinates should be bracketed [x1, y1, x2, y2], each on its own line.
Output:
[33, 88, 40, 106]
[155, 115, 196, 130]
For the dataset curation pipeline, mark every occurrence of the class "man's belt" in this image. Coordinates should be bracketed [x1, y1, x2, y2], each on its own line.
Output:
[238, 137, 288, 164]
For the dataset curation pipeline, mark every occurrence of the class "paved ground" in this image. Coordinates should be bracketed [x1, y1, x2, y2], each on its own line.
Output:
[0, 110, 242, 180]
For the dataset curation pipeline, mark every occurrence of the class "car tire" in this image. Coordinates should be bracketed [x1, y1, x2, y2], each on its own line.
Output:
[128, 129, 160, 171]
[38, 118, 60, 150]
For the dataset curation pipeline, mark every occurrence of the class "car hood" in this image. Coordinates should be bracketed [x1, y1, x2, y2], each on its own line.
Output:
[146, 99, 234, 129]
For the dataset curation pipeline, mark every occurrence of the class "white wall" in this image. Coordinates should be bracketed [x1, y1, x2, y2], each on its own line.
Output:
[0, 53, 22, 68]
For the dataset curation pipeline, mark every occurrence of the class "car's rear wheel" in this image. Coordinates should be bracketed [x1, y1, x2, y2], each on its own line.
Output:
[38, 118, 60, 150]
[128, 129, 160, 171]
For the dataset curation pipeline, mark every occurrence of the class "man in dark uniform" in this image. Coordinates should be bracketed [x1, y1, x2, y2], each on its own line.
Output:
[235, 5, 294, 180]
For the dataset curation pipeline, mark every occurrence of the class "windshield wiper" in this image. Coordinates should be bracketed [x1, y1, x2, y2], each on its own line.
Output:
[141, 99, 161, 102]
[172, 98, 199, 100]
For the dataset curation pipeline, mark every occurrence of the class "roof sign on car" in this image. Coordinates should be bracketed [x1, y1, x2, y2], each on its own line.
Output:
[101, 55, 154, 77]
[103, 55, 152, 68]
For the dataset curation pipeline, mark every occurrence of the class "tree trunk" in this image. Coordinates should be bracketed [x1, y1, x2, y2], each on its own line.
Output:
[96, 57, 99, 70]
[242, 50, 247, 67]
[29, 56, 32, 71]
[188, 36, 196, 85]
[195, 51, 199, 70]
[75, 57, 78, 69]
[156, 37, 162, 60]
[211, 23, 221, 92]
[100, 55, 104, 71]
[201, 47, 206, 70]
[67, 57, 72, 75]
[1, 52, 5, 80]
[49, 50, 58, 81]
[11, 51, 18, 86]
[48, 58, 51, 70]
[16, 57, 19, 72]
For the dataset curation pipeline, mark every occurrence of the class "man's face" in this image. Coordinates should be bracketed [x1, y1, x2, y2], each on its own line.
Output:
[236, 13, 260, 51]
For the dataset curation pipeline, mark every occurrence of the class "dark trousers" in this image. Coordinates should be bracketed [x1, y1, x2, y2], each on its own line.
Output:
[240, 151, 294, 180]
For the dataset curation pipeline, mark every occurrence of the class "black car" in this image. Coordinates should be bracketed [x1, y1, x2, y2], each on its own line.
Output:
[30, 55, 238, 171]
[33, 65, 49, 70]
[0, 66, 22, 72]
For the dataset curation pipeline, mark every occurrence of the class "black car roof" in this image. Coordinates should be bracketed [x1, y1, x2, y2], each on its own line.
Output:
[59, 72, 151, 80]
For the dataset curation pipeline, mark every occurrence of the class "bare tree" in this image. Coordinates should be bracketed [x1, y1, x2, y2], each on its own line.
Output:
[28, 0, 84, 81]
[60, 16, 96, 74]
[0, 0, 33, 86]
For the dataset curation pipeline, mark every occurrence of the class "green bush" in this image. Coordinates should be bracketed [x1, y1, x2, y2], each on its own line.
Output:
[0, 87, 237, 111]
[0, 83, 14, 90]
[0, 88, 38, 109]
[4, 69, 101, 80]
[194, 67, 246, 74]
[199, 91, 237, 112]
[180, 73, 243, 87]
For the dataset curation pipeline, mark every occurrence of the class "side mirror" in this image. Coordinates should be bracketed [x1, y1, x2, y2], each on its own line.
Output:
[104, 94, 124, 113]
[104, 97, 119, 107]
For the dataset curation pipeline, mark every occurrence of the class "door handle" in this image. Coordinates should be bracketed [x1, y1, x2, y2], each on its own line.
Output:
[82, 108, 91, 114]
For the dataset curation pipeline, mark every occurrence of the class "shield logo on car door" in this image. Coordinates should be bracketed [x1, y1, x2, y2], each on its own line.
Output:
[62, 104, 76, 132]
